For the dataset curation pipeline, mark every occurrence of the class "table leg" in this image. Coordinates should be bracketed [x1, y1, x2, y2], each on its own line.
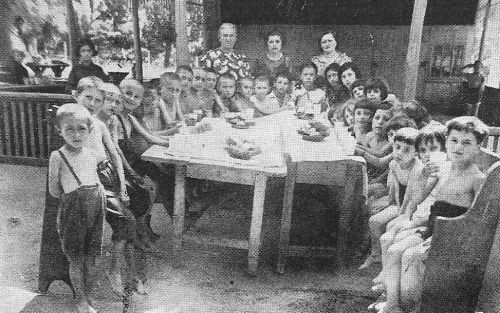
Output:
[248, 173, 268, 276]
[337, 164, 358, 268]
[172, 164, 186, 268]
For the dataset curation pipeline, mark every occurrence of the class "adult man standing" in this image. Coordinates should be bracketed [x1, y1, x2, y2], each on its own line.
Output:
[200, 23, 250, 80]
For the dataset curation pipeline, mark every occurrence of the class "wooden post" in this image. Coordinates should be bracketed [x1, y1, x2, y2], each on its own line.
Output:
[66, 0, 81, 66]
[175, 0, 189, 66]
[478, 0, 493, 61]
[403, 0, 428, 101]
[131, 0, 143, 82]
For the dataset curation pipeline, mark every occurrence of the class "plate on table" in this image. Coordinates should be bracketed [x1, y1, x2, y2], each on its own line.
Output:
[296, 113, 314, 120]
[232, 124, 251, 129]
[302, 134, 327, 142]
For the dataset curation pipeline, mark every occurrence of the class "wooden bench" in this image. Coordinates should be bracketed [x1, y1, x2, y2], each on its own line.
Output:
[0, 91, 73, 166]
[482, 127, 500, 154]
[420, 149, 500, 313]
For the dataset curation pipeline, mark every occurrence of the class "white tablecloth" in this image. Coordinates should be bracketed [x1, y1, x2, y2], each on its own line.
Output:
[166, 111, 364, 167]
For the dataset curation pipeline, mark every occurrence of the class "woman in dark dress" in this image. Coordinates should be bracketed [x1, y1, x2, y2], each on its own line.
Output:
[66, 39, 108, 93]
[252, 30, 293, 81]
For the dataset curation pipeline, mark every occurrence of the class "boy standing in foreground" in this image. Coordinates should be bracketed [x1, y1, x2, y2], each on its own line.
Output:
[48, 103, 105, 313]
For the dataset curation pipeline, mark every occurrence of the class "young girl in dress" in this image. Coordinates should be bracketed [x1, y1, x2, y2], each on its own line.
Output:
[295, 62, 326, 112]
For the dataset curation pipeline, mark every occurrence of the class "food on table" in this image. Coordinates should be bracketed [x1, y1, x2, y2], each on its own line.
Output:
[227, 115, 255, 128]
[225, 137, 261, 160]
[297, 121, 330, 138]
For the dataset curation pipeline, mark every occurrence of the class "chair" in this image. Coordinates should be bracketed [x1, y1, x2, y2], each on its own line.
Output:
[482, 127, 500, 154]
[420, 152, 500, 313]
[276, 158, 367, 274]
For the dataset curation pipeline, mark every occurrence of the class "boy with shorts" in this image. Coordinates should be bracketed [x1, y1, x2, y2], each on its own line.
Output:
[375, 117, 488, 313]
[48, 103, 105, 313]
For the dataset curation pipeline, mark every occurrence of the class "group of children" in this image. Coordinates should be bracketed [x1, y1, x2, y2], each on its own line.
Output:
[47, 58, 493, 312]
[341, 88, 490, 312]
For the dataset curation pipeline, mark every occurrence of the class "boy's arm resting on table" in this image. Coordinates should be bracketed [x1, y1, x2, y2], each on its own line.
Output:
[129, 115, 169, 146]
[48, 152, 63, 199]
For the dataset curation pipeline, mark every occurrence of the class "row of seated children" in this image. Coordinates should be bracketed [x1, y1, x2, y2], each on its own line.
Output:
[48, 74, 189, 312]
[356, 116, 489, 313]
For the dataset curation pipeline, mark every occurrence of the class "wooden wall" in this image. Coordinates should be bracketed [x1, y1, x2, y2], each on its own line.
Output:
[234, 24, 475, 104]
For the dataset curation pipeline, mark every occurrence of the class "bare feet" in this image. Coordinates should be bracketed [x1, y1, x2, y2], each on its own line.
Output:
[359, 254, 381, 270]
[371, 283, 386, 293]
[135, 279, 148, 295]
[106, 272, 124, 297]
[76, 299, 97, 313]
[380, 304, 405, 313]
[373, 272, 385, 285]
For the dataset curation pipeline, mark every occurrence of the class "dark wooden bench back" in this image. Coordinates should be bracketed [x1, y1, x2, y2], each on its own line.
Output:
[0, 91, 73, 166]
[421, 155, 500, 313]
[483, 127, 500, 154]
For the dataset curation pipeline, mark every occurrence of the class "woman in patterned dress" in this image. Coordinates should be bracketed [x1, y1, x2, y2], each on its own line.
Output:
[200, 23, 250, 80]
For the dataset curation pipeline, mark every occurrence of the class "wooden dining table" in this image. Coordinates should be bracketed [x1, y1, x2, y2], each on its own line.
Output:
[142, 111, 367, 276]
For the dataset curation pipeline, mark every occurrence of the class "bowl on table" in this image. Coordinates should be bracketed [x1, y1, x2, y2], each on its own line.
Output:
[225, 137, 261, 160]
[302, 133, 327, 142]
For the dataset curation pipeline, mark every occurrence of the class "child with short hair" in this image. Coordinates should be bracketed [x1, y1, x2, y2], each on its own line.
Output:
[213, 73, 239, 116]
[375, 117, 488, 313]
[233, 76, 255, 113]
[294, 62, 326, 111]
[158, 72, 184, 123]
[351, 79, 366, 101]
[334, 99, 356, 131]
[48, 103, 105, 313]
[353, 98, 375, 146]
[76, 82, 148, 297]
[266, 71, 293, 108]
[360, 127, 420, 270]
[250, 75, 288, 116]
[204, 68, 218, 91]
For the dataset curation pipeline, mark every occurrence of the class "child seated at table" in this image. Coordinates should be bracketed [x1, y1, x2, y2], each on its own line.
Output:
[136, 89, 180, 137]
[351, 79, 366, 101]
[325, 62, 350, 114]
[213, 73, 239, 116]
[357, 115, 418, 175]
[330, 99, 356, 131]
[364, 77, 390, 103]
[373, 117, 487, 313]
[353, 98, 375, 146]
[360, 127, 421, 270]
[76, 82, 148, 296]
[158, 72, 185, 123]
[359, 101, 394, 201]
[251, 75, 289, 117]
[267, 71, 293, 108]
[295, 62, 326, 111]
[233, 76, 255, 113]
[393, 100, 431, 129]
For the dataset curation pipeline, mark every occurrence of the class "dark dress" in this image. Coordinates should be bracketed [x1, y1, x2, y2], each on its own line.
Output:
[252, 54, 293, 81]
[66, 62, 108, 93]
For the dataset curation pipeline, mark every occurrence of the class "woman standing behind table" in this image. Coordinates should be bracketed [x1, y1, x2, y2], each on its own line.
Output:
[200, 23, 250, 80]
[253, 30, 293, 80]
[311, 31, 351, 78]
[66, 38, 108, 93]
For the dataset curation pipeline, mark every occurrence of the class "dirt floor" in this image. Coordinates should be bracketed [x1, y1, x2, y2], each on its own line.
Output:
[0, 164, 381, 313]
